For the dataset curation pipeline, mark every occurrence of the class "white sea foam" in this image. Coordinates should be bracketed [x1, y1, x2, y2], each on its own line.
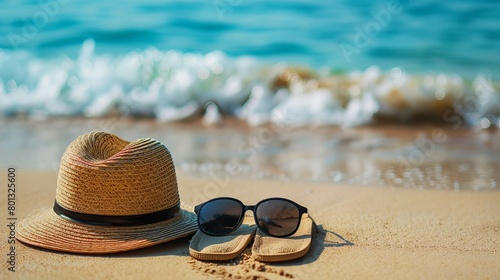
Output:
[0, 40, 499, 127]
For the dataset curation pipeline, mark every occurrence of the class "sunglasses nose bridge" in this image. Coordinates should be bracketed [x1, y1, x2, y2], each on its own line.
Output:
[243, 205, 255, 214]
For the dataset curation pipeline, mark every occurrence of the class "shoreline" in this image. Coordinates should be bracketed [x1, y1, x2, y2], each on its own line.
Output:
[1, 117, 499, 191]
[1, 170, 498, 279]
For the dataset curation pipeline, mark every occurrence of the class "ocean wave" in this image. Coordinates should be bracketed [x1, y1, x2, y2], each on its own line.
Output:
[0, 40, 499, 128]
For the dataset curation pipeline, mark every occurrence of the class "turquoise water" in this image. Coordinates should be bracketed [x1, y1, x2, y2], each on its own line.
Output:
[0, 0, 499, 125]
[1, 1, 500, 189]
[2, 0, 499, 75]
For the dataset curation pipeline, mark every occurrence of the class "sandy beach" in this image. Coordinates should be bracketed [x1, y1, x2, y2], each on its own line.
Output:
[2, 0, 500, 278]
[1, 169, 498, 279]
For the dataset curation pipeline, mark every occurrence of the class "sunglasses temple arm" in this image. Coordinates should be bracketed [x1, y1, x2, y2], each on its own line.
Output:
[308, 215, 320, 233]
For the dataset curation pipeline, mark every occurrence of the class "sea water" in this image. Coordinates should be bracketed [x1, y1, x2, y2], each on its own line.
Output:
[0, 0, 499, 127]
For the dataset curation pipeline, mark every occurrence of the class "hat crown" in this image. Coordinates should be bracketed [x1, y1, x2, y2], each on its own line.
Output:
[56, 132, 179, 216]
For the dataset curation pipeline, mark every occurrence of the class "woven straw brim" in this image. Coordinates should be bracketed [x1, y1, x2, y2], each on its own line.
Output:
[16, 207, 198, 254]
[252, 215, 313, 262]
[189, 216, 256, 261]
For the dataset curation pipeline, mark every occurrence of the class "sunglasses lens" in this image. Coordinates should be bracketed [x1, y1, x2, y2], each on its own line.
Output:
[255, 200, 300, 237]
[198, 199, 243, 235]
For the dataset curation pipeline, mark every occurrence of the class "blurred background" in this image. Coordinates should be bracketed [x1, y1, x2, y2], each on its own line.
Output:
[0, 0, 499, 190]
[1, 0, 500, 124]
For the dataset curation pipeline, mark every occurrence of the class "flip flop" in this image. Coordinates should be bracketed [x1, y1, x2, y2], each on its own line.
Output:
[189, 215, 257, 261]
[251, 215, 313, 262]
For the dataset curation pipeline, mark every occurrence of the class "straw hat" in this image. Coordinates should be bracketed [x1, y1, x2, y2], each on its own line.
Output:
[17, 132, 198, 254]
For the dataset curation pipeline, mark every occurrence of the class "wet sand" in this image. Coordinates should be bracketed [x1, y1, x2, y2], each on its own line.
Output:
[1, 117, 499, 191]
[0, 171, 499, 279]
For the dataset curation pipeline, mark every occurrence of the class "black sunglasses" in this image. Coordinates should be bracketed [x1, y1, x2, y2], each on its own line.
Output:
[194, 197, 309, 237]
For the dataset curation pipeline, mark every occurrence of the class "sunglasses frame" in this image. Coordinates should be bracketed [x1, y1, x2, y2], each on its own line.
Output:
[194, 197, 308, 237]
